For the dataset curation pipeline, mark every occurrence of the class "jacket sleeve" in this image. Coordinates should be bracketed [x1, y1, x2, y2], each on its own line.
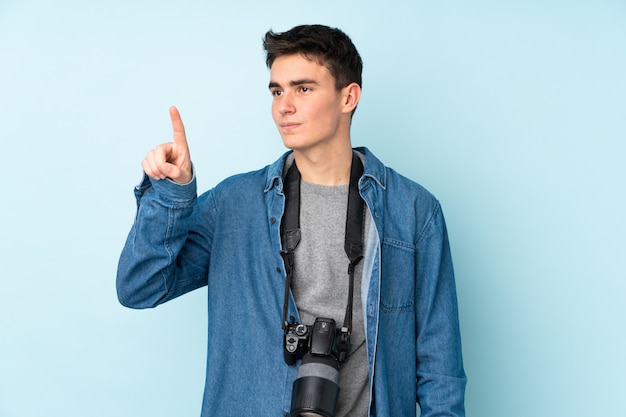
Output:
[415, 202, 467, 416]
[116, 174, 214, 309]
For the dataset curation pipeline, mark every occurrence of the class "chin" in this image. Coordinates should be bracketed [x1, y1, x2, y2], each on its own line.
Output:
[280, 136, 307, 151]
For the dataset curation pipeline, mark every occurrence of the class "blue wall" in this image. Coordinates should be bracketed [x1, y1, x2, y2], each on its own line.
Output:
[1, 1, 624, 416]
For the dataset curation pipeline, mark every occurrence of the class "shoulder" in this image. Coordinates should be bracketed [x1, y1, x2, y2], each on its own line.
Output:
[359, 147, 445, 243]
[201, 151, 290, 201]
[359, 147, 439, 208]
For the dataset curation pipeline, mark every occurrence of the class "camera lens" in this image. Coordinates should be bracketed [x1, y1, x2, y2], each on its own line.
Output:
[290, 352, 340, 417]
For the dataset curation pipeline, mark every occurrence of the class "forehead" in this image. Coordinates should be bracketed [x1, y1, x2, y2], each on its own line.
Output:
[269, 54, 333, 84]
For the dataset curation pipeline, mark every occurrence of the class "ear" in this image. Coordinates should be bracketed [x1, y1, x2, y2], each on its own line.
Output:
[341, 82, 361, 114]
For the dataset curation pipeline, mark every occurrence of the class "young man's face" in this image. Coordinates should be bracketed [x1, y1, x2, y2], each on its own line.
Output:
[269, 54, 351, 154]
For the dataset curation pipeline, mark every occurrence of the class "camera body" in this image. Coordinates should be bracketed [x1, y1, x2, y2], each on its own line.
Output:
[284, 317, 350, 366]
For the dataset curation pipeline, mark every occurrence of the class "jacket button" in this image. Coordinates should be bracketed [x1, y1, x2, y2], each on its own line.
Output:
[270, 217, 277, 224]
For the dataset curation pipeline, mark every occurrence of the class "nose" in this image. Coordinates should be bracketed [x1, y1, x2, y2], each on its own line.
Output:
[276, 92, 295, 115]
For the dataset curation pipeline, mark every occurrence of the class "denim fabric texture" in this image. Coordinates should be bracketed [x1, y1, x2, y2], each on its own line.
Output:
[117, 147, 466, 417]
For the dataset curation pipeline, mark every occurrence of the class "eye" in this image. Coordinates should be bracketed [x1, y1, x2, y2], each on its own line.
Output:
[271, 89, 283, 97]
[299, 86, 311, 93]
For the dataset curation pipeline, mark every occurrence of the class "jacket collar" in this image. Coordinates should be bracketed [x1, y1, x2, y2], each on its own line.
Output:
[264, 147, 387, 193]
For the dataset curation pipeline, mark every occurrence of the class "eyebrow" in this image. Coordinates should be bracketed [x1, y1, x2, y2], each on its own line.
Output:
[268, 79, 319, 89]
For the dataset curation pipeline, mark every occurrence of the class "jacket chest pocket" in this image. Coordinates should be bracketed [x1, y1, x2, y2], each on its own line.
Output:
[380, 238, 415, 313]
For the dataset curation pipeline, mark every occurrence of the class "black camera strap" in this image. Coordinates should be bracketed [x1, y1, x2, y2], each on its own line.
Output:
[280, 152, 365, 346]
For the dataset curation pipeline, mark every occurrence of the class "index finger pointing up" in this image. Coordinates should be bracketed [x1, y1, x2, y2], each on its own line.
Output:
[169, 105, 189, 150]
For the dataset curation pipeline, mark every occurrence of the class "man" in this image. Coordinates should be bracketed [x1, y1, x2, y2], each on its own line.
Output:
[117, 24, 466, 417]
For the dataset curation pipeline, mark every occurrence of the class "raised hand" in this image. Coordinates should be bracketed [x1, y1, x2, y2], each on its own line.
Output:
[141, 106, 193, 184]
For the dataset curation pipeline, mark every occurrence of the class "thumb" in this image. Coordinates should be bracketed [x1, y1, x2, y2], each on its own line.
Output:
[160, 161, 191, 184]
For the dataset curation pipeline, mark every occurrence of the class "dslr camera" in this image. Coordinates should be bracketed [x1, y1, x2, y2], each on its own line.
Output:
[283, 317, 351, 417]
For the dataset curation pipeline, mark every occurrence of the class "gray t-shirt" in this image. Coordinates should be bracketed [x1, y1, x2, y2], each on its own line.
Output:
[292, 180, 370, 417]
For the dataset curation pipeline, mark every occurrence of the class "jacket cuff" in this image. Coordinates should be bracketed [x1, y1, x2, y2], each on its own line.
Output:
[134, 165, 197, 207]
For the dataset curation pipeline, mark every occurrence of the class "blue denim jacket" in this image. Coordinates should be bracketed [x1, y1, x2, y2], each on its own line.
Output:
[117, 147, 466, 417]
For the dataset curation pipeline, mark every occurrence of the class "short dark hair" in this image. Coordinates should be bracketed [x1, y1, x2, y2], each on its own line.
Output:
[263, 24, 363, 90]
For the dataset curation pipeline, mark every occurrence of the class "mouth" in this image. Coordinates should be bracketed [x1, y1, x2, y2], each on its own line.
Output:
[280, 122, 301, 132]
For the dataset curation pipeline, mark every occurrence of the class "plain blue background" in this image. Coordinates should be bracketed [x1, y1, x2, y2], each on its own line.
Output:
[1, 1, 624, 416]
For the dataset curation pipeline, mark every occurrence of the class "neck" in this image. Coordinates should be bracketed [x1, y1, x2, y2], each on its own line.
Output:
[293, 145, 353, 186]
